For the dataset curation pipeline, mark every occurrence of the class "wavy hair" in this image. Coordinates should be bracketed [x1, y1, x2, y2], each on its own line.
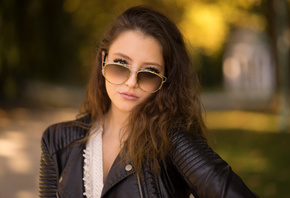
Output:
[80, 5, 206, 174]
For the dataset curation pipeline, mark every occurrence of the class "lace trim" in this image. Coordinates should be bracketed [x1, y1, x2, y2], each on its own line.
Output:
[83, 125, 104, 198]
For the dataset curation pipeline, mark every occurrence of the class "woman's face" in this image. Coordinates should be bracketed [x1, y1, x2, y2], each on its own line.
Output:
[103, 30, 165, 114]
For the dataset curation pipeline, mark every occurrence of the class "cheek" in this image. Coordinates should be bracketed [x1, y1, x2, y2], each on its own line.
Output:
[105, 81, 115, 99]
[136, 92, 154, 108]
[141, 92, 152, 102]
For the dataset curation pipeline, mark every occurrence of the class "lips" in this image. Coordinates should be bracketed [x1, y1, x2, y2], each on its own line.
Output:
[119, 92, 139, 100]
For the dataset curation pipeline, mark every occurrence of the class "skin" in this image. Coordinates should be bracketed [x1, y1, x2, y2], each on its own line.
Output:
[101, 30, 165, 182]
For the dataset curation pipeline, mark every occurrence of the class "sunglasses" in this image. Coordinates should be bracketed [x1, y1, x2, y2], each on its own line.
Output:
[102, 62, 167, 93]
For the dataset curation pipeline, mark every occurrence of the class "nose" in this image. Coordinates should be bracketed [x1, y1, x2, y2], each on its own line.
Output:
[125, 71, 138, 88]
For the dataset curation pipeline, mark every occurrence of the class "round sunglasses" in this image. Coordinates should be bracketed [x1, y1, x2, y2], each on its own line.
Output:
[102, 62, 167, 93]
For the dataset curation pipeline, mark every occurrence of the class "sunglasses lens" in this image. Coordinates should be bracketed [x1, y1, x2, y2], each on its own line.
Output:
[103, 63, 164, 93]
[138, 71, 162, 93]
[104, 64, 130, 84]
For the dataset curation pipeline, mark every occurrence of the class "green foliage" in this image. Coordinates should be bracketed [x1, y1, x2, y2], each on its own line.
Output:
[209, 130, 290, 198]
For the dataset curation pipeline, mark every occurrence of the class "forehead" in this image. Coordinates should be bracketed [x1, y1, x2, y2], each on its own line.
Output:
[108, 30, 164, 66]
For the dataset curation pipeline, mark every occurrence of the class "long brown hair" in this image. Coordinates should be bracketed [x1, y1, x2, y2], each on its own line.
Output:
[80, 5, 206, 174]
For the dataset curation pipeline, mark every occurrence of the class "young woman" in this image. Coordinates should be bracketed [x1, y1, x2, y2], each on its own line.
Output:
[39, 5, 258, 198]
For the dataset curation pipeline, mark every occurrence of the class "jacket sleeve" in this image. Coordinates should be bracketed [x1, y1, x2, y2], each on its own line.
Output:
[39, 128, 58, 198]
[169, 130, 259, 198]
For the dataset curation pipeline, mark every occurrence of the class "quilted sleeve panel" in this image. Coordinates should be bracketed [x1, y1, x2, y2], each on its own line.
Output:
[38, 116, 90, 198]
[169, 130, 259, 198]
[39, 128, 57, 198]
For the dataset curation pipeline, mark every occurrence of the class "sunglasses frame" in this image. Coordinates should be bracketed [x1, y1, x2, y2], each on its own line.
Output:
[102, 62, 167, 93]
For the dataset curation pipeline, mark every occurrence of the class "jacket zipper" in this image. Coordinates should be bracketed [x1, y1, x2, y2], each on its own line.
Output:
[137, 173, 144, 198]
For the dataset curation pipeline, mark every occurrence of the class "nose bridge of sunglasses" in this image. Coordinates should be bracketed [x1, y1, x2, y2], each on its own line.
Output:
[127, 64, 142, 73]
[124, 69, 139, 87]
[125, 65, 142, 81]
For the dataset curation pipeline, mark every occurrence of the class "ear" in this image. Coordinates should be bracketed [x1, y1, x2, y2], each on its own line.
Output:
[102, 50, 108, 67]
[102, 51, 106, 61]
[101, 51, 107, 67]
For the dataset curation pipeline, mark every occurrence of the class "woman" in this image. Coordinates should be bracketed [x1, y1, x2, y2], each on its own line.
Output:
[39, 5, 258, 198]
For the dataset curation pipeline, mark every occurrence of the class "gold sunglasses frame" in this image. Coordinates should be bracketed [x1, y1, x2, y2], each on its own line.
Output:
[102, 62, 167, 93]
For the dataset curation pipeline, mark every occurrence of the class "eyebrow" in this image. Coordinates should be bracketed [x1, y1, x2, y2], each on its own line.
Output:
[112, 52, 163, 68]
[112, 52, 133, 61]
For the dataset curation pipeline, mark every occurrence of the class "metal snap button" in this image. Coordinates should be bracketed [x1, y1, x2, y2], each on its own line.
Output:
[125, 164, 132, 171]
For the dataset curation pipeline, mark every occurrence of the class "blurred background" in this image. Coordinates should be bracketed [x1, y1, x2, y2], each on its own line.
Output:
[0, 0, 289, 197]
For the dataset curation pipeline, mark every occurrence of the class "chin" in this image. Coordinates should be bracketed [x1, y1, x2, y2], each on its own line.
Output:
[120, 107, 135, 113]
[114, 103, 135, 113]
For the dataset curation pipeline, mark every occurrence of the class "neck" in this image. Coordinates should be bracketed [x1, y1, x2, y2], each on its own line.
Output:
[103, 106, 130, 136]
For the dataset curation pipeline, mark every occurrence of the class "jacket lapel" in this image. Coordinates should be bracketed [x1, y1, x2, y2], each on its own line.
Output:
[101, 155, 135, 197]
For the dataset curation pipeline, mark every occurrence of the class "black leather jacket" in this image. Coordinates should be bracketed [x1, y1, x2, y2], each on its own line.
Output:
[39, 116, 258, 198]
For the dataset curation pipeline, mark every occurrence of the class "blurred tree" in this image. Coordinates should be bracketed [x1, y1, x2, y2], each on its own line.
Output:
[0, 0, 288, 110]
[259, 0, 290, 132]
[0, 0, 185, 101]
[178, 0, 267, 88]
[273, 0, 289, 132]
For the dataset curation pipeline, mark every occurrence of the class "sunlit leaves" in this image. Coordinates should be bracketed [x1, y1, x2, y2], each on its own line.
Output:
[178, 0, 266, 55]
[179, 2, 228, 55]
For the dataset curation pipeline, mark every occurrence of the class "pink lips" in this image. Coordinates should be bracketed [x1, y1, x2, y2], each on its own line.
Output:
[119, 92, 139, 100]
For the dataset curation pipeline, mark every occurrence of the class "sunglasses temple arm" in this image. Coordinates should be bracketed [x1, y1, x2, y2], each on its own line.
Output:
[102, 53, 107, 67]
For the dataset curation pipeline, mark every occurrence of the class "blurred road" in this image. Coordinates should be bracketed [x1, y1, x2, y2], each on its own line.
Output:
[0, 107, 78, 198]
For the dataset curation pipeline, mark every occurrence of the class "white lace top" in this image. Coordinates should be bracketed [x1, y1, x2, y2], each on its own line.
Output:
[83, 125, 104, 198]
